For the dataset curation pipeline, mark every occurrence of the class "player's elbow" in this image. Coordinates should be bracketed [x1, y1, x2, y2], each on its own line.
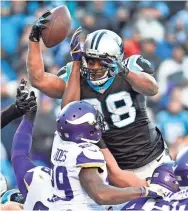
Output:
[143, 82, 159, 96]
[148, 84, 159, 96]
[93, 192, 107, 205]
[92, 186, 112, 205]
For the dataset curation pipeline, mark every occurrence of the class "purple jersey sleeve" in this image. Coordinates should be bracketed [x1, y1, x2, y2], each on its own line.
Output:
[11, 119, 36, 198]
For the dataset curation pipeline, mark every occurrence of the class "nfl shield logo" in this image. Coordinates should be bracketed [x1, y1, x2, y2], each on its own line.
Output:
[164, 175, 170, 182]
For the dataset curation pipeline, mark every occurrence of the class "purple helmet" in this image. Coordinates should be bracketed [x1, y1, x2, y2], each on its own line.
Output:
[151, 162, 180, 193]
[174, 147, 188, 187]
[56, 101, 105, 144]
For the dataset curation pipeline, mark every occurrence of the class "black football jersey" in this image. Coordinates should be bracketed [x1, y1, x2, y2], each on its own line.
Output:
[58, 56, 165, 169]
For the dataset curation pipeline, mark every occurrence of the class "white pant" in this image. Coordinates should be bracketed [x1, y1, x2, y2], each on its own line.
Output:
[130, 149, 172, 180]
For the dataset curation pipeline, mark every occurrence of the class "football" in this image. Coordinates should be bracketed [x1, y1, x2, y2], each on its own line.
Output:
[42, 5, 72, 48]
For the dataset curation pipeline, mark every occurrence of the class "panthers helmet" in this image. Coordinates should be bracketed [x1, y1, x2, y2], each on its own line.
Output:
[56, 101, 105, 144]
[151, 162, 180, 193]
[81, 29, 124, 85]
[1, 189, 25, 204]
[174, 147, 188, 187]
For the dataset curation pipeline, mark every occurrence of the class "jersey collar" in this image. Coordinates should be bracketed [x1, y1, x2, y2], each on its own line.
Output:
[87, 77, 115, 94]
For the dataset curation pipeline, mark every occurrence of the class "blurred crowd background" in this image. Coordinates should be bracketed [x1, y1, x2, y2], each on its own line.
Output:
[1, 1, 188, 188]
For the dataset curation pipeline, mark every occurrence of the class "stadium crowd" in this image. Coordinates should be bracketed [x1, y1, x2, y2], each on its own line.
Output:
[1, 1, 188, 189]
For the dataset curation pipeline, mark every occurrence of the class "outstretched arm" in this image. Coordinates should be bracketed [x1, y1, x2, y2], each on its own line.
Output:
[11, 91, 37, 198]
[62, 27, 82, 107]
[1, 79, 33, 129]
[1, 104, 22, 129]
[101, 148, 147, 187]
[27, 41, 65, 99]
[27, 11, 66, 99]
[80, 168, 142, 205]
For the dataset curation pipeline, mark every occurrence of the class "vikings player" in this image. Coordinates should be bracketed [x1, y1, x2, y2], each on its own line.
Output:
[11, 98, 164, 210]
[27, 12, 171, 179]
[169, 147, 188, 210]
[121, 162, 180, 210]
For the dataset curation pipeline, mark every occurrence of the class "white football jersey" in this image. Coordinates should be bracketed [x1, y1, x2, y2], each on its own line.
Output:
[24, 133, 107, 211]
[168, 188, 188, 211]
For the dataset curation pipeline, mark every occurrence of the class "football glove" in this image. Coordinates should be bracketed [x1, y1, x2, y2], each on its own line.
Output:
[23, 91, 37, 124]
[140, 184, 164, 199]
[15, 79, 30, 114]
[29, 11, 51, 42]
[70, 26, 82, 61]
[100, 58, 129, 78]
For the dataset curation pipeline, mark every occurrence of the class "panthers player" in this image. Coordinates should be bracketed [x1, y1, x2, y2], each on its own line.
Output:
[168, 147, 188, 210]
[11, 96, 164, 210]
[120, 162, 180, 210]
[27, 12, 171, 179]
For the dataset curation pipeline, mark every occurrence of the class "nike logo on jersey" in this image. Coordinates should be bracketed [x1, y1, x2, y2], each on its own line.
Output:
[156, 155, 163, 162]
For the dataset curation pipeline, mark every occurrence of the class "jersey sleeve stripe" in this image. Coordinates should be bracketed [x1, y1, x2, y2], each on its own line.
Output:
[76, 162, 105, 168]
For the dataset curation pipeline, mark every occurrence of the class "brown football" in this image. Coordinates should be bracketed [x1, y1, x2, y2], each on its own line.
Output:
[42, 5, 71, 48]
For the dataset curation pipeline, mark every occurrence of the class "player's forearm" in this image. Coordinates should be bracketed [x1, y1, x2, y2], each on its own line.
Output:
[1, 104, 22, 129]
[126, 71, 158, 96]
[109, 169, 147, 188]
[1, 202, 23, 210]
[27, 41, 65, 98]
[27, 41, 45, 88]
[11, 120, 35, 195]
[95, 184, 142, 205]
[62, 61, 81, 107]
[101, 149, 147, 187]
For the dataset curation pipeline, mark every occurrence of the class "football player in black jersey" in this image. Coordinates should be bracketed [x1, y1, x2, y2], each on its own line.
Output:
[27, 13, 171, 180]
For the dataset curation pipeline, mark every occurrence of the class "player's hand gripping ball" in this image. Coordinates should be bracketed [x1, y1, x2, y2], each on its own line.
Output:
[29, 5, 71, 48]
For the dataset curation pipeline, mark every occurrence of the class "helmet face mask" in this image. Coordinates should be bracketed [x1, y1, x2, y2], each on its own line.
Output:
[81, 56, 111, 85]
[57, 101, 105, 144]
[81, 29, 124, 86]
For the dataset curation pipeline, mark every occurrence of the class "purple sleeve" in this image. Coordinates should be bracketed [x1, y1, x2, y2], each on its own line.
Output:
[11, 119, 36, 198]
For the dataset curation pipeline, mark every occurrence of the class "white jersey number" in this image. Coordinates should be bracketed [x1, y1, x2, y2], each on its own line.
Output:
[84, 91, 136, 130]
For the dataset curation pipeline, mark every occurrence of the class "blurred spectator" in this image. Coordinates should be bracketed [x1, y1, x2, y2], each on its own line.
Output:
[156, 86, 188, 145]
[157, 45, 188, 95]
[141, 38, 162, 76]
[168, 1, 188, 44]
[134, 7, 165, 42]
[136, 1, 170, 20]
[156, 32, 177, 60]
[124, 28, 141, 58]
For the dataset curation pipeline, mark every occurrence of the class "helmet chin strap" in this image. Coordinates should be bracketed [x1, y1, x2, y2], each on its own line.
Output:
[90, 71, 109, 86]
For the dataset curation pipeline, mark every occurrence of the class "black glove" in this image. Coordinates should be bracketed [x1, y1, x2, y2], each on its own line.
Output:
[23, 91, 37, 124]
[29, 11, 51, 42]
[15, 79, 30, 115]
[100, 58, 129, 78]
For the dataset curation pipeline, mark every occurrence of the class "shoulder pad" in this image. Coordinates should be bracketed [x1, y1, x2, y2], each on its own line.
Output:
[57, 66, 66, 77]
[126, 55, 154, 74]
[57, 62, 73, 83]
[76, 144, 105, 168]
[24, 166, 50, 190]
